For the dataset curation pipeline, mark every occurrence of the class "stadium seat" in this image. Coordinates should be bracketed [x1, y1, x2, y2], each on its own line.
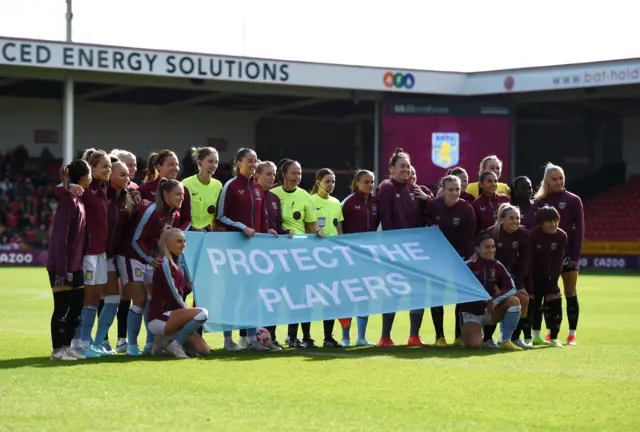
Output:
[7, 214, 18, 229]
[25, 230, 37, 244]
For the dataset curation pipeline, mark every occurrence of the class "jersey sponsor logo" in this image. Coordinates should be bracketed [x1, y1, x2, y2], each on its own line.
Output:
[480, 206, 486, 212]
[453, 217, 460, 226]
[512, 241, 518, 249]
[559, 202, 566, 209]
[239, 189, 245, 194]
[497, 242, 503, 248]
[536, 244, 542, 249]
[354, 205, 360, 209]
[395, 194, 401, 198]
[431, 132, 460, 169]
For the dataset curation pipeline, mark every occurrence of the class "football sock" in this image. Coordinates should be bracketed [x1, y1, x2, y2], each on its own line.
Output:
[566, 295, 579, 331]
[323, 319, 335, 340]
[301, 322, 311, 339]
[247, 328, 257, 344]
[454, 304, 462, 339]
[483, 324, 497, 342]
[239, 329, 248, 337]
[144, 300, 154, 346]
[500, 305, 521, 341]
[117, 299, 130, 339]
[67, 289, 84, 346]
[430, 307, 445, 339]
[94, 295, 119, 346]
[288, 323, 299, 340]
[522, 316, 532, 340]
[357, 316, 368, 340]
[265, 325, 277, 341]
[511, 320, 522, 341]
[568, 329, 576, 337]
[223, 331, 232, 341]
[342, 322, 351, 341]
[174, 317, 206, 346]
[51, 291, 72, 350]
[544, 298, 563, 340]
[79, 305, 98, 346]
[127, 305, 143, 346]
[381, 313, 395, 338]
[409, 309, 424, 338]
[97, 299, 105, 339]
[531, 293, 544, 331]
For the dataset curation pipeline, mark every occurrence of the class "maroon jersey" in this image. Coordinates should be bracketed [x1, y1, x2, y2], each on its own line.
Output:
[472, 193, 510, 232]
[264, 190, 288, 235]
[376, 178, 422, 231]
[341, 190, 379, 233]
[483, 226, 531, 292]
[149, 256, 187, 322]
[120, 203, 180, 264]
[460, 191, 475, 204]
[513, 199, 536, 230]
[216, 174, 268, 234]
[533, 191, 584, 262]
[461, 257, 516, 315]
[414, 185, 434, 227]
[106, 186, 133, 259]
[427, 197, 476, 259]
[529, 227, 567, 288]
[138, 178, 192, 231]
[47, 194, 86, 275]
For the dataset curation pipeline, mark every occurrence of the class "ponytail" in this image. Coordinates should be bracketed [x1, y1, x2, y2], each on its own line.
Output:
[145, 152, 158, 183]
[156, 178, 182, 212]
[311, 168, 333, 195]
[60, 165, 71, 190]
[60, 159, 91, 191]
[491, 203, 520, 239]
[351, 169, 374, 193]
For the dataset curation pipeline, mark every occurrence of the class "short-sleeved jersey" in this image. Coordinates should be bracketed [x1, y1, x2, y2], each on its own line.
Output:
[271, 186, 316, 235]
[310, 194, 343, 237]
[181, 175, 222, 230]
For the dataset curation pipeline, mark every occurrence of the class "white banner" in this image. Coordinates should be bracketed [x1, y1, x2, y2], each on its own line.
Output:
[0, 37, 466, 95]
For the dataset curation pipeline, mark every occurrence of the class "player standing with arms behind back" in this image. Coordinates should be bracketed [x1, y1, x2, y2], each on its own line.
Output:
[534, 163, 584, 346]
[48, 160, 91, 361]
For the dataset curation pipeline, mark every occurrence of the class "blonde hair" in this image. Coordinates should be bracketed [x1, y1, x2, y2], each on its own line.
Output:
[158, 227, 185, 269]
[479, 155, 502, 174]
[110, 149, 135, 163]
[534, 162, 565, 200]
[490, 203, 520, 238]
[82, 148, 108, 167]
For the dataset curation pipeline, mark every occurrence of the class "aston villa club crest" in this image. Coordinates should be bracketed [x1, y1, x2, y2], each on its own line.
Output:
[453, 217, 460, 225]
[431, 132, 460, 169]
[559, 202, 566, 209]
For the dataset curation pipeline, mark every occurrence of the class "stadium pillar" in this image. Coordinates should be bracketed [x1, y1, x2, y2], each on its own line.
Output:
[62, 0, 75, 164]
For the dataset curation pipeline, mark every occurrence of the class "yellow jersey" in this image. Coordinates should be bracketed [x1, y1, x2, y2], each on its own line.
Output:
[270, 186, 317, 235]
[309, 194, 343, 237]
[182, 175, 223, 230]
[466, 181, 511, 198]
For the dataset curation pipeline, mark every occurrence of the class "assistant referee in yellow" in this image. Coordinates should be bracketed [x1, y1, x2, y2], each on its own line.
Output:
[182, 146, 223, 232]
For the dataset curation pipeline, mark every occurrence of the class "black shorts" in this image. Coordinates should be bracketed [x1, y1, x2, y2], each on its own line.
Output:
[532, 279, 561, 297]
[48, 270, 84, 289]
[562, 257, 580, 273]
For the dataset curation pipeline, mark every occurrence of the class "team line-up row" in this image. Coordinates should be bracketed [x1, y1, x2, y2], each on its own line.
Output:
[46, 146, 583, 360]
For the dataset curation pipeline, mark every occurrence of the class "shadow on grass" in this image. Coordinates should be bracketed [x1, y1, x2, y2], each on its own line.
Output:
[0, 345, 535, 369]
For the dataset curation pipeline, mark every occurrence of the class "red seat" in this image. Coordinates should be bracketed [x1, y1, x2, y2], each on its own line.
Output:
[10, 201, 21, 214]
[7, 214, 18, 229]
[25, 230, 37, 244]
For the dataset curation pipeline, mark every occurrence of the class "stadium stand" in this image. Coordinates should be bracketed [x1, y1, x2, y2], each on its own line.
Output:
[584, 175, 640, 241]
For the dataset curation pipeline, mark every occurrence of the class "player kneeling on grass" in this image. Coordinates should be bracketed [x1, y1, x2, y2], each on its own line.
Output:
[460, 233, 525, 351]
[148, 228, 211, 359]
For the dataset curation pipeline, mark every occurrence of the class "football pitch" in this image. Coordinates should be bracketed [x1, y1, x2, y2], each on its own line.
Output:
[0, 268, 639, 432]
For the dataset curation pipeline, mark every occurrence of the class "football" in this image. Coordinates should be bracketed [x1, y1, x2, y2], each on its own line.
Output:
[256, 327, 272, 348]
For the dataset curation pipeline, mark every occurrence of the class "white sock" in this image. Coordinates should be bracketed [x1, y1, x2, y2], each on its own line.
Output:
[546, 329, 551, 335]
[532, 330, 541, 338]
[569, 330, 576, 337]
[248, 336, 257, 343]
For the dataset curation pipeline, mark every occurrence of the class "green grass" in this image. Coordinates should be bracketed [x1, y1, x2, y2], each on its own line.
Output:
[0, 268, 639, 432]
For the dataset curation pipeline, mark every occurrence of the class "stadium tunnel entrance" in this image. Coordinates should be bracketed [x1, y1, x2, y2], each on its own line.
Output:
[0, 65, 379, 199]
